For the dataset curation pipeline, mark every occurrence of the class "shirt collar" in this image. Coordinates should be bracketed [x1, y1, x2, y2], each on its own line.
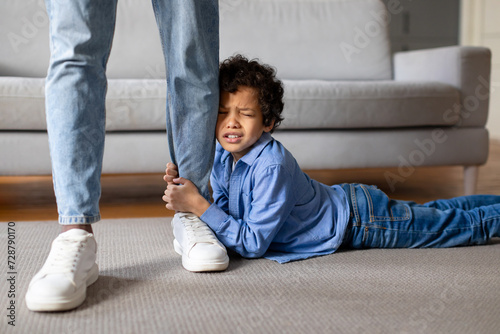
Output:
[220, 132, 273, 167]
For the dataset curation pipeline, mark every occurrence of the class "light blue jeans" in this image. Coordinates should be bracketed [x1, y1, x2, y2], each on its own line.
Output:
[341, 184, 500, 249]
[44, 0, 219, 224]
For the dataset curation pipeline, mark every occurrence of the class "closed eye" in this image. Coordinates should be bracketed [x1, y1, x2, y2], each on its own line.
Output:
[240, 110, 255, 117]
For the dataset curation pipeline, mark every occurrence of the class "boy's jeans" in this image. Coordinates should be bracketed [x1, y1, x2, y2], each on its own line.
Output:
[341, 184, 500, 249]
[44, 0, 219, 224]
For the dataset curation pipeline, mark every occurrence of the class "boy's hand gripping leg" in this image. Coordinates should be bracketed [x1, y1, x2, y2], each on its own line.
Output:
[162, 163, 228, 272]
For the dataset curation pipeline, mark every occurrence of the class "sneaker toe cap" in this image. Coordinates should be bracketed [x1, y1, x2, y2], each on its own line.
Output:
[189, 243, 227, 261]
[28, 274, 77, 297]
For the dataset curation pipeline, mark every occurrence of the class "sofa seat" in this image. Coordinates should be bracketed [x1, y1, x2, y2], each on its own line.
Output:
[0, 77, 167, 131]
[1, 77, 460, 131]
[281, 80, 460, 129]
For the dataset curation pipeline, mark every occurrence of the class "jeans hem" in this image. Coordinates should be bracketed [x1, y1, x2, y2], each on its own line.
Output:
[59, 215, 100, 225]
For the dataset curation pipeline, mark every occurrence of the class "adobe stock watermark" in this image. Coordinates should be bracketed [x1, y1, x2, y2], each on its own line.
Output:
[6, 0, 239, 53]
[384, 75, 496, 192]
[339, 0, 412, 63]
[7, 0, 48, 54]
[235, 275, 312, 333]
[219, 0, 244, 18]
[405, 276, 470, 332]
[106, 63, 166, 131]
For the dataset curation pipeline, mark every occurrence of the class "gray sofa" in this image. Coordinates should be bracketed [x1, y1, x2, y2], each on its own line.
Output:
[0, 0, 491, 195]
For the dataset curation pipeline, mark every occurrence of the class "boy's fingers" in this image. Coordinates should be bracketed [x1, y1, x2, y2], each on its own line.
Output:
[166, 162, 178, 170]
[166, 168, 179, 178]
[173, 177, 183, 184]
[164, 176, 176, 186]
[164, 168, 179, 182]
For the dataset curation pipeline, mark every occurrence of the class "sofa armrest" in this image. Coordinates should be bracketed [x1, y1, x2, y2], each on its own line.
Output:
[393, 46, 491, 127]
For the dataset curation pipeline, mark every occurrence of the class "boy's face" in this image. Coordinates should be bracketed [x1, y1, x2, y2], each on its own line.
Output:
[216, 86, 274, 162]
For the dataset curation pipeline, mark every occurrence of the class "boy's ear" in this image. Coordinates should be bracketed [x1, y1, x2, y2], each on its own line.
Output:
[264, 119, 275, 133]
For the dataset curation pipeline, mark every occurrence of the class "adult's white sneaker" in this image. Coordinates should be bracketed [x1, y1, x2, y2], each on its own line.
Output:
[25, 229, 98, 312]
[172, 213, 229, 272]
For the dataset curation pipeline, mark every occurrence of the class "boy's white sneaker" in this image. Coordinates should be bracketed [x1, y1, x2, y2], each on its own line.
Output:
[25, 229, 98, 312]
[172, 213, 229, 272]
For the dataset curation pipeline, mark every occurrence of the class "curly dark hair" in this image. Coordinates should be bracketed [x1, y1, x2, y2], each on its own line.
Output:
[219, 54, 284, 132]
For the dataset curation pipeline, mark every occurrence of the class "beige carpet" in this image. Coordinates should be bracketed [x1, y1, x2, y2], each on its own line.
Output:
[1, 218, 499, 334]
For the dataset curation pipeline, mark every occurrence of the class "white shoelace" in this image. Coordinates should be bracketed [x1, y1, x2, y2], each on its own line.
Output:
[181, 215, 218, 244]
[43, 235, 88, 275]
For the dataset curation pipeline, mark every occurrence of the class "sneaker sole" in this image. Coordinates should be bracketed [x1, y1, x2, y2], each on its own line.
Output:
[26, 263, 99, 312]
[174, 239, 229, 272]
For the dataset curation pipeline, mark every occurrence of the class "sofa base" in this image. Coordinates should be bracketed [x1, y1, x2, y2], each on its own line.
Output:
[274, 127, 488, 169]
[0, 128, 488, 176]
[0, 131, 170, 175]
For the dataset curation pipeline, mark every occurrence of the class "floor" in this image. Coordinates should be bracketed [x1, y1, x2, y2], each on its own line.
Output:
[1, 139, 499, 222]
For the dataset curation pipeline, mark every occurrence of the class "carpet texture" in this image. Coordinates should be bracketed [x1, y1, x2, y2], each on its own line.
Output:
[1, 218, 499, 334]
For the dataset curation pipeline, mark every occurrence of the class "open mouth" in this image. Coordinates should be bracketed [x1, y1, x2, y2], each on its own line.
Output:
[224, 133, 242, 143]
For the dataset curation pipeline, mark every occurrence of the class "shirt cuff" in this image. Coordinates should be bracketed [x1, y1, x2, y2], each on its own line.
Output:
[200, 203, 229, 233]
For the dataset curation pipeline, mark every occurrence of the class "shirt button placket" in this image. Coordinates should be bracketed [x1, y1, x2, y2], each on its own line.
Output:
[229, 174, 241, 219]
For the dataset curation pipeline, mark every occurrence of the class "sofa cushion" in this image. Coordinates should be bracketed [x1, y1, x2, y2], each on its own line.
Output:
[0, 77, 460, 131]
[279, 80, 461, 129]
[0, 77, 167, 131]
[220, 0, 392, 80]
[0, 0, 166, 79]
[2, 0, 391, 81]
[0, 77, 46, 130]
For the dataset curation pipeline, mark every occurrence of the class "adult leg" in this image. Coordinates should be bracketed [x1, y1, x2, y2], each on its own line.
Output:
[151, 0, 227, 272]
[45, 0, 118, 226]
[26, 0, 118, 312]
[151, 0, 219, 200]
[343, 184, 500, 249]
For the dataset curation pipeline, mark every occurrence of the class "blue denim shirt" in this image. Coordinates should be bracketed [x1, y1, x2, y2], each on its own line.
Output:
[201, 133, 350, 263]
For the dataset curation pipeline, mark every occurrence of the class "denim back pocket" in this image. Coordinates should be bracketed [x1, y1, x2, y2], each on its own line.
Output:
[358, 185, 411, 223]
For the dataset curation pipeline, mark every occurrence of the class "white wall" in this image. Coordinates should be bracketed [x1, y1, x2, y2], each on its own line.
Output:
[461, 0, 500, 139]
